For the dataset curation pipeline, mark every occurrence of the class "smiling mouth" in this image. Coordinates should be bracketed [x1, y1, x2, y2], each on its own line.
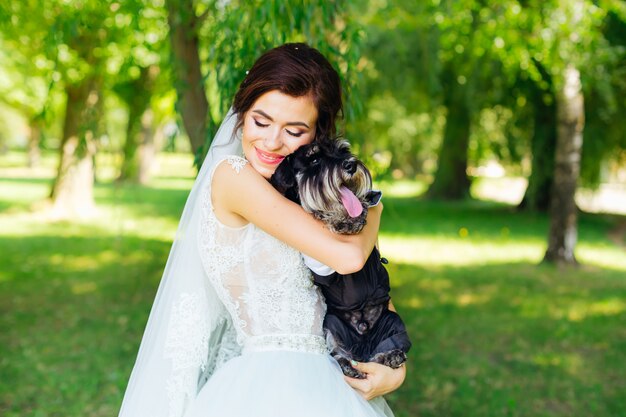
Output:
[255, 147, 285, 165]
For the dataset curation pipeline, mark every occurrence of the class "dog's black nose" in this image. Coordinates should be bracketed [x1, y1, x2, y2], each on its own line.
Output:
[342, 160, 356, 174]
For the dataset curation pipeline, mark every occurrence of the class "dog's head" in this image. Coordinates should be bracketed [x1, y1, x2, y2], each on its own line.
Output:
[270, 139, 381, 234]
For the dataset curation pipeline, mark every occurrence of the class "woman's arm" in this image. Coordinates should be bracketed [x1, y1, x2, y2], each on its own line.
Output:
[212, 161, 382, 274]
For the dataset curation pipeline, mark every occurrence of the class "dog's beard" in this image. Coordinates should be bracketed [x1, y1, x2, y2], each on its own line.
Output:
[298, 161, 372, 234]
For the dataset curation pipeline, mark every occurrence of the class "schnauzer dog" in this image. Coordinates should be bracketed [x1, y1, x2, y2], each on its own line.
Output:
[270, 139, 412, 379]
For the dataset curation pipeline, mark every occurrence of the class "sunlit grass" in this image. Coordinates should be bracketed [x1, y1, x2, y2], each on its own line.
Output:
[379, 235, 626, 271]
[1, 151, 625, 417]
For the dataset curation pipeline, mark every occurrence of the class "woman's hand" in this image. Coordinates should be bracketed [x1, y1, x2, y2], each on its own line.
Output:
[344, 360, 406, 400]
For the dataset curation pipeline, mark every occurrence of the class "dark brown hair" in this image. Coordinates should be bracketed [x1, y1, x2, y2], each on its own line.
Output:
[232, 43, 342, 142]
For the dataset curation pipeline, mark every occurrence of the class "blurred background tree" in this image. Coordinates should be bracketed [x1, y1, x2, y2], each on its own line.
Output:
[166, 0, 363, 167]
[0, 0, 362, 212]
[349, 0, 625, 263]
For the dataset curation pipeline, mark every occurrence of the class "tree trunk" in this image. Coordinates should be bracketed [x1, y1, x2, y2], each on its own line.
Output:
[427, 80, 471, 199]
[27, 118, 42, 168]
[118, 65, 158, 183]
[138, 108, 156, 184]
[519, 75, 557, 211]
[544, 66, 584, 265]
[166, 0, 209, 156]
[118, 99, 144, 182]
[0, 135, 6, 154]
[49, 79, 99, 219]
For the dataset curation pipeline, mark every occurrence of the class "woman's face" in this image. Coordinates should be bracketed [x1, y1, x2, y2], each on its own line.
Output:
[242, 90, 318, 179]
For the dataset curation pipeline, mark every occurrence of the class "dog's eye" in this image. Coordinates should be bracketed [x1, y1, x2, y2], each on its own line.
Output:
[342, 160, 356, 173]
[310, 158, 319, 165]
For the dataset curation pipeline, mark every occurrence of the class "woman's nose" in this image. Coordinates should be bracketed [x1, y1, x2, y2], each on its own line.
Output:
[263, 129, 282, 150]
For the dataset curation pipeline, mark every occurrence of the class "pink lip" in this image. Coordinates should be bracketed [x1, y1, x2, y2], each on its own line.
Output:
[255, 147, 285, 165]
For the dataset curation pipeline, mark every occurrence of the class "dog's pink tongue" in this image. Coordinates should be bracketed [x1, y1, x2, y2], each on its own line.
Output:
[340, 186, 363, 218]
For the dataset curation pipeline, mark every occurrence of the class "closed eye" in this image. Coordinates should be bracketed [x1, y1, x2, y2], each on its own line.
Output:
[286, 129, 304, 138]
[254, 119, 269, 128]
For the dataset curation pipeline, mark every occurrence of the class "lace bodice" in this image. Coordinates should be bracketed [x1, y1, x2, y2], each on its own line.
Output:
[198, 156, 327, 354]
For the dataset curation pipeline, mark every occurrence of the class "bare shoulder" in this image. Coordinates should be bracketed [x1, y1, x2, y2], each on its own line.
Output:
[217, 155, 248, 174]
[211, 156, 262, 227]
[212, 157, 314, 231]
[212, 156, 270, 198]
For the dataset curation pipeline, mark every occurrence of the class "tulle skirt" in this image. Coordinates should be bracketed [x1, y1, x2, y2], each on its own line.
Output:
[183, 350, 394, 417]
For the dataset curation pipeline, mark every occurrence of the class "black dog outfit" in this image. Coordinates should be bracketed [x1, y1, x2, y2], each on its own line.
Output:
[305, 246, 412, 377]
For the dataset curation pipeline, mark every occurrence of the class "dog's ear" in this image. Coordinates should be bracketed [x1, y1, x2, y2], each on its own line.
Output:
[365, 190, 383, 207]
[285, 185, 301, 204]
[270, 157, 300, 203]
[304, 143, 320, 158]
[270, 158, 295, 191]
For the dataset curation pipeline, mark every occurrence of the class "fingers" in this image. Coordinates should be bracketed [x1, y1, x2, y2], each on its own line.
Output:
[344, 360, 404, 401]
[343, 375, 374, 400]
[344, 374, 369, 391]
[351, 359, 383, 374]
[345, 360, 405, 401]
[344, 360, 378, 400]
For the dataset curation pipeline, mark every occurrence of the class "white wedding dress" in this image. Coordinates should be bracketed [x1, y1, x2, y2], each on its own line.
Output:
[181, 155, 394, 417]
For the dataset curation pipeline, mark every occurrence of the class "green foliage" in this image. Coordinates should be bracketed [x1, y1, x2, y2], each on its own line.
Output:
[110, 0, 170, 100]
[199, 0, 364, 130]
[580, 10, 626, 186]
[0, 1, 176, 147]
[499, 0, 626, 186]
[1, 0, 625, 185]
[352, 0, 528, 179]
[351, 0, 626, 183]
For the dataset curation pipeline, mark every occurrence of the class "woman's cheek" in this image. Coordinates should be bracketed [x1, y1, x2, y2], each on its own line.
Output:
[294, 133, 314, 150]
[242, 124, 260, 147]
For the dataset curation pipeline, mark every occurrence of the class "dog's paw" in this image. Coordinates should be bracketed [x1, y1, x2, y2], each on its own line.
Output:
[370, 349, 407, 369]
[334, 356, 366, 379]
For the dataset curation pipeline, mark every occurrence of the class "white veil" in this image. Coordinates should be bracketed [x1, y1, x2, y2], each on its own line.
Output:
[118, 109, 243, 417]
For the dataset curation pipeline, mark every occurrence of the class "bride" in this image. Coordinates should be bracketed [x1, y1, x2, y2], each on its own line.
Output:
[118, 43, 406, 417]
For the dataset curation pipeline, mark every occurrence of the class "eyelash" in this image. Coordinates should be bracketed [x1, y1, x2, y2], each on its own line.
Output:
[253, 119, 304, 138]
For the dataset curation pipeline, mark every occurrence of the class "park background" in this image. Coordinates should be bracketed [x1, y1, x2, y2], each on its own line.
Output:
[1, 1, 625, 416]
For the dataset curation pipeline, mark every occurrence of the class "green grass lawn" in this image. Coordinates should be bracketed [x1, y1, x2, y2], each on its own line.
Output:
[1, 151, 625, 417]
